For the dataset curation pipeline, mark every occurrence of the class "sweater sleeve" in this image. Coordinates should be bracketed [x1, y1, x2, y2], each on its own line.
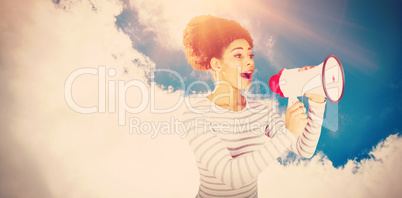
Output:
[181, 106, 297, 190]
[266, 99, 327, 158]
[289, 99, 326, 158]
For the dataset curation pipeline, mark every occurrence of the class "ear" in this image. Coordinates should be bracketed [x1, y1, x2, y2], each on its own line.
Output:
[210, 57, 221, 72]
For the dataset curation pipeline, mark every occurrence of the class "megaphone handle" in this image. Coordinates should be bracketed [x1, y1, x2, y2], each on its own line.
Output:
[288, 97, 299, 109]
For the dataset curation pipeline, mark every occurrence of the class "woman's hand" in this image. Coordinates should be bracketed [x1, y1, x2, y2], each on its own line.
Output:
[304, 93, 326, 103]
[298, 65, 314, 72]
[285, 65, 327, 138]
[285, 101, 308, 138]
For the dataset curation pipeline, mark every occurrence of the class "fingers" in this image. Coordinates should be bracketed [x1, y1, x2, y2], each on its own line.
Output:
[288, 101, 304, 112]
[293, 106, 307, 115]
[304, 93, 321, 98]
[285, 102, 309, 138]
[296, 113, 308, 120]
[298, 66, 308, 72]
[304, 93, 326, 103]
[299, 65, 315, 72]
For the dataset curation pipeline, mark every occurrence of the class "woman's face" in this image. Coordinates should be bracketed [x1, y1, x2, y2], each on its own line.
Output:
[214, 39, 255, 90]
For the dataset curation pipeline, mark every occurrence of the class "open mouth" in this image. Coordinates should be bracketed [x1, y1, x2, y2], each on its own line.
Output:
[240, 71, 253, 80]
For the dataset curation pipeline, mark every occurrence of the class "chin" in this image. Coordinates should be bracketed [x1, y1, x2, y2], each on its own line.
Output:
[240, 83, 252, 90]
[229, 79, 252, 90]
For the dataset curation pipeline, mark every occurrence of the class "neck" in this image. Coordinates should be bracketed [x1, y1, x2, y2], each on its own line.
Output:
[207, 82, 245, 111]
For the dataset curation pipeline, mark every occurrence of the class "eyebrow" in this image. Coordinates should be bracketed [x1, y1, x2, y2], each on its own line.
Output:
[231, 47, 252, 52]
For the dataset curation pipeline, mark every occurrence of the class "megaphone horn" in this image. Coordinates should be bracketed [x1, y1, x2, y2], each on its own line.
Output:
[269, 55, 345, 107]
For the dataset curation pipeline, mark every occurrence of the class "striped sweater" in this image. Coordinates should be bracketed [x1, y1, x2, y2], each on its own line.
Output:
[180, 95, 326, 198]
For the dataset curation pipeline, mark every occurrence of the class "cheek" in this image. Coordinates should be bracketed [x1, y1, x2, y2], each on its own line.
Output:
[222, 64, 241, 80]
[222, 60, 241, 73]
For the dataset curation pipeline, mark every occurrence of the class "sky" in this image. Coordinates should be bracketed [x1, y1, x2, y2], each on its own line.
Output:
[116, 0, 402, 167]
[0, 0, 401, 197]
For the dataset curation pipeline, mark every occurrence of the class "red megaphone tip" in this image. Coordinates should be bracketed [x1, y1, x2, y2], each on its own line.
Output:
[269, 69, 285, 97]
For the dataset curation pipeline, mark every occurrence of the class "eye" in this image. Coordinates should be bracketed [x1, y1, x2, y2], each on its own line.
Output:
[234, 54, 242, 58]
[249, 54, 255, 59]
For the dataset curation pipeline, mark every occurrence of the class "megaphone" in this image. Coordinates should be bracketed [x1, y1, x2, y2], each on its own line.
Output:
[269, 55, 345, 107]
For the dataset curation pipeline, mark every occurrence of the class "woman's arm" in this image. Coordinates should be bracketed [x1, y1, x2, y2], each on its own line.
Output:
[282, 66, 327, 158]
[267, 98, 326, 158]
[181, 107, 297, 190]
[288, 98, 326, 158]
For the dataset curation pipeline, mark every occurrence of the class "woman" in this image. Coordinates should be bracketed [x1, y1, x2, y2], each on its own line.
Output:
[181, 15, 326, 198]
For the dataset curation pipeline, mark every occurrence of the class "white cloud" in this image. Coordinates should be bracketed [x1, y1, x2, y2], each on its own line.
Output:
[0, 0, 401, 198]
[0, 0, 196, 197]
[259, 134, 402, 198]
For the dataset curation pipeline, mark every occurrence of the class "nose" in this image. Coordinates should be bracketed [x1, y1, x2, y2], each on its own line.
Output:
[246, 57, 254, 66]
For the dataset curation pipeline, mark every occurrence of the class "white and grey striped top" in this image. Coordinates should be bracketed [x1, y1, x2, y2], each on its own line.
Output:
[180, 95, 326, 198]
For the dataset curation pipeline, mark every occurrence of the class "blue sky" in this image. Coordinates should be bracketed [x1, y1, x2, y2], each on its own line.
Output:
[116, 0, 402, 167]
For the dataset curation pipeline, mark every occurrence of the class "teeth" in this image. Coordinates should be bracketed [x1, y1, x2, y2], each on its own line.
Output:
[240, 70, 253, 79]
[240, 73, 251, 79]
